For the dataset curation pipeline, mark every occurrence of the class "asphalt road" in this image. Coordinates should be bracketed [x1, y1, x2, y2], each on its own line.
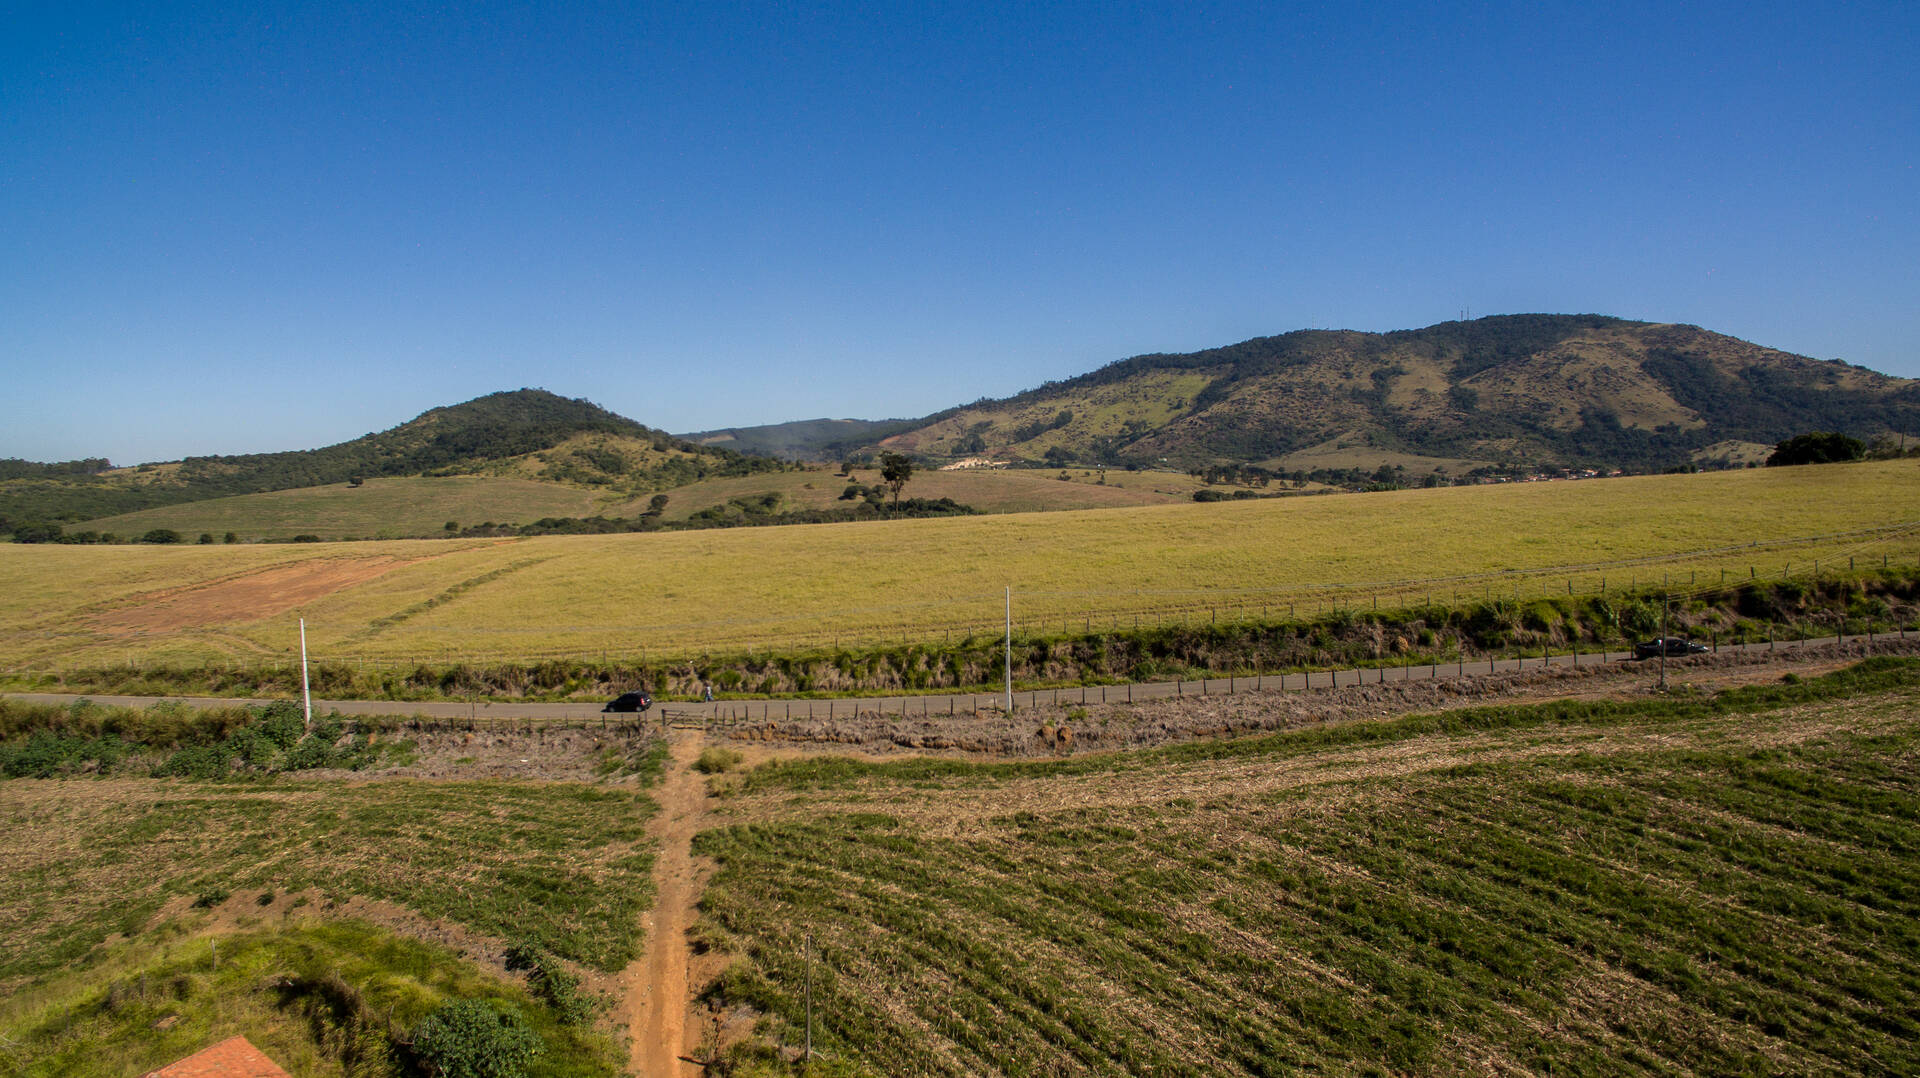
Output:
[6, 633, 1899, 725]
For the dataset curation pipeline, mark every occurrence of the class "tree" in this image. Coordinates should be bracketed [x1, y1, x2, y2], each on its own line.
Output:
[879, 452, 913, 506]
[645, 493, 670, 516]
[139, 528, 182, 544]
[1766, 432, 1865, 467]
[411, 999, 543, 1078]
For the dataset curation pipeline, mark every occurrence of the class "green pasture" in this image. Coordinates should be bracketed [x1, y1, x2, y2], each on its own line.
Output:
[694, 658, 1920, 1075]
[617, 466, 1212, 521]
[77, 475, 610, 541]
[3, 460, 1917, 670]
[0, 778, 656, 985]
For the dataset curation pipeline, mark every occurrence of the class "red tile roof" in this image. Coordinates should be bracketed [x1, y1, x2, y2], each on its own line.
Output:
[141, 1036, 291, 1078]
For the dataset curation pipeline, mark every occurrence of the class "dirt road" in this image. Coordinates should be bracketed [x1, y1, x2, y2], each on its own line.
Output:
[623, 732, 711, 1077]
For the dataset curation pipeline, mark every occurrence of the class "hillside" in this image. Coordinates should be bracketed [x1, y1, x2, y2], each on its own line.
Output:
[0, 389, 783, 529]
[858, 315, 1920, 475]
[682, 416, 911, 460]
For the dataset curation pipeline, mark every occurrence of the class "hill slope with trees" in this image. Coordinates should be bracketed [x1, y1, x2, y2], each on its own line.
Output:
[1, 389, 784, 531]
[825, 315, 1920, 476]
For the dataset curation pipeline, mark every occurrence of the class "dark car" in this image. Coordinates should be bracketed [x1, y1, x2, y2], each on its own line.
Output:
[603, 691, 653, 713]
[1634, 637, 1709, 659]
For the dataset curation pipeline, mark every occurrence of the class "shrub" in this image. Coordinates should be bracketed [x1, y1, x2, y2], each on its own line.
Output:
[411, 998, 543, 1078]
[255, 701, 306, 750]
[156, 743, 231, 780]
[695, 747, 744, 774]
[139, 528, 183, 544]
[504, 940, 600, 1024]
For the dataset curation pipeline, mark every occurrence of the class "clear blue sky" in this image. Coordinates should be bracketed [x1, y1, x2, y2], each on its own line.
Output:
[4, 1, 1916, 464]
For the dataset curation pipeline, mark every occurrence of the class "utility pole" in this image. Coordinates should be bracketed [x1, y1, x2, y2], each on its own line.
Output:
[1005, 587, 1013, 713]
[299, 617, 313, 731]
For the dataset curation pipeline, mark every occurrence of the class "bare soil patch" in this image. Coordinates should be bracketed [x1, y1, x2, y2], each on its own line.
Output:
[91, 556, 430, 633]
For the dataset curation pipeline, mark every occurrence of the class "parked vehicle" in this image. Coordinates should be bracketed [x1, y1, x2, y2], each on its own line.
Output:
[1634, 637, 1709, 659]
[603, 691, 653, 713]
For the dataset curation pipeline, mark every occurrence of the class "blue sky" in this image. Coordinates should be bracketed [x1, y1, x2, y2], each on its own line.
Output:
[4, 1, 1916, 464]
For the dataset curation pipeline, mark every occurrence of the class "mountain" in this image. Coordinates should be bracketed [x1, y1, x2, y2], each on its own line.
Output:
[848, 315, 1920, 475]
[0, 389, 783, 527]
[679, 417, 912, 460]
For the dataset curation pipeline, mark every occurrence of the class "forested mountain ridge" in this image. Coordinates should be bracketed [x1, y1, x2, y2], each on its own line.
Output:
[859, 315, 1920, 474]
[1, 389, 783, 527]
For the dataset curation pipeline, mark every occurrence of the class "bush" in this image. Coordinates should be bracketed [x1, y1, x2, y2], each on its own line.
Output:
[255, 701, 306, 749]
[140, 528, 183, 544]
[156, 743, 231, 780]
[504, 940, 600, 1025]
[1766, 431, 1865, 467]
[411, 998, 543, 1078]
[695, 747, 744, 774]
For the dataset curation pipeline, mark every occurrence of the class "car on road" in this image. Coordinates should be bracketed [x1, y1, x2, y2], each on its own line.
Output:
[1634, 637, 1709, 659]
[603, 691, 653, 713]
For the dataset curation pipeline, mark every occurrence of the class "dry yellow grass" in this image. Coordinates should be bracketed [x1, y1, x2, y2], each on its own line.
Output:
[4, 461, 1917, 669]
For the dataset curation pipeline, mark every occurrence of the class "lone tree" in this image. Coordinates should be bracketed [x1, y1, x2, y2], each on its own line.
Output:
[879, 451, 913, 506]
[1767, 432, 1865, 467]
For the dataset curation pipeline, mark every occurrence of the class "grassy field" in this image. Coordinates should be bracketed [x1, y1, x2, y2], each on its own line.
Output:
[73, 466, 1226, 541]
[1, 920, 622, 1078]
[692, 658, 1920, 1075]
[3, 461, 1917, 671]
[0, 777, 657, 984]
[622, 466, 1221, 521]
[77, 475, 612, 541]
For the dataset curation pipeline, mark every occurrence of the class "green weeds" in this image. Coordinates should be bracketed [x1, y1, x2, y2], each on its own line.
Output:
[0, 781, 657, 983]
[0, 920, 620, 1078]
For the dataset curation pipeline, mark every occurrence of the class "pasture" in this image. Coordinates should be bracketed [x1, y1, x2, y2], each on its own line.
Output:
[694, 658, 1920, 1075]
[77, 476, 609, 542]
[3, 461, 1917, 672]
[72, 466, 1224, 542]
[620, 465, 1216, 521]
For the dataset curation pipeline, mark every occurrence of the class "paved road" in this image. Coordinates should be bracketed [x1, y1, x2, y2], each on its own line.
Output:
[8, 632, 1903, 726]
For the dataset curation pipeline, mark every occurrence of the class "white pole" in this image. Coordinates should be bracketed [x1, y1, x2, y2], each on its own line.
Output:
[1005, 587, 1013, 713]
[300, 617, 313, 731]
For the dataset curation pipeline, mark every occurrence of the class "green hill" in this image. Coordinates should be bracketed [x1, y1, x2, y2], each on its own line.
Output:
[1, 389, 783, 532]
[858, 315, 1920, 475]
[681, 417, 912, 459]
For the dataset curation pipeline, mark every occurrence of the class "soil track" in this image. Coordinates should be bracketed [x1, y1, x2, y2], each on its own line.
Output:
[624, 733, 713, 1076]
[90, 555, 429, 632]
